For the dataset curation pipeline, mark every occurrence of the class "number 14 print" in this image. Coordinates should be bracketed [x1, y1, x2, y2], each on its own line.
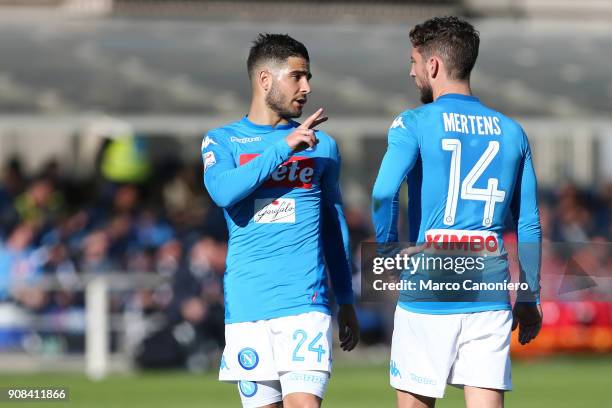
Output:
[442, 139, 506, 227]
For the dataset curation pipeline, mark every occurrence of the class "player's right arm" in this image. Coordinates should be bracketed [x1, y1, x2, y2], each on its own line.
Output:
[371, 112, 420, 243]
[510, 129, 543, 345]
[202, 109, 325, 208]
[202, 131, 291, 208]
[510, 130, 542, 303]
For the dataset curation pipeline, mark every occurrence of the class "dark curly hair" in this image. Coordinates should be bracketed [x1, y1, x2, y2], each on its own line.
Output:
[409, 16, 480, 80]
[247, 33, 309, 79]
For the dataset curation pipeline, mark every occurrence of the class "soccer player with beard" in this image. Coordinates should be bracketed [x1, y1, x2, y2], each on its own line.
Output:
[201, 34, 359, 408]
[372, 17, 543, 408]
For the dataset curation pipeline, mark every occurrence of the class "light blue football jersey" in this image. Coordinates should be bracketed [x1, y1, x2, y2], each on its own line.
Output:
[372, 94, 541, 314]
[202, 116, 353, 324]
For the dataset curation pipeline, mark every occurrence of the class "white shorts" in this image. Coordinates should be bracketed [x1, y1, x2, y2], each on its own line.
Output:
[236, 371, 329, 408]
[390, 306, 512, 398]
[219, 311, 332, 382]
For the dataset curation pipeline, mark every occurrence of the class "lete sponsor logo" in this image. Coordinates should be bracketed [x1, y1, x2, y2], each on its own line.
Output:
[240, 154, 315, 189]
[254, 198, 296, 223]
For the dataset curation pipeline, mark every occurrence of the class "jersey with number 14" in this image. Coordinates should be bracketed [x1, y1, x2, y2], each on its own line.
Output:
[372, 93, 541, 314]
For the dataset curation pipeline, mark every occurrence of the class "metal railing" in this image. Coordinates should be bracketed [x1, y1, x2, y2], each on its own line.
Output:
[0, 272, 167, 379]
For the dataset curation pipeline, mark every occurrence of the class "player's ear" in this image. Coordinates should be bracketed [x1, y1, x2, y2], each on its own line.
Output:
[427, 56, 440, 79]
[257, 69, 272, 92]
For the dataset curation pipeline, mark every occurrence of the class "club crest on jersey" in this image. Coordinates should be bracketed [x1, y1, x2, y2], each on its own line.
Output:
[201, 135, 217, 149]
[390, 116, 406, 129]
[239, 381, 258, 397]
[240, 154, 315, 189]
[238, 347, 259, 370]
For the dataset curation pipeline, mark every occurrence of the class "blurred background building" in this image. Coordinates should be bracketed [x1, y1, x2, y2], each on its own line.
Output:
[0, 0, 610, 378]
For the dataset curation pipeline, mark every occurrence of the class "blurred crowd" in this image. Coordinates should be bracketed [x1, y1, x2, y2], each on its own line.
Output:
[0, 153, 229, 369]
[0, 149, 610, 368]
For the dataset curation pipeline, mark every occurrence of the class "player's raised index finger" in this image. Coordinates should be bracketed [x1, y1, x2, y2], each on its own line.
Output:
[299, 108, 324, 129]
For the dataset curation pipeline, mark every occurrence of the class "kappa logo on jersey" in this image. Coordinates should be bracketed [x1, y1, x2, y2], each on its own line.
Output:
[238, 381, 258, 398]
[390, 116, 406, 129]
[240, 154, 315, 189]
[254, 198, 296, 223]
[238, 347, 259, 370]
[424, 229, 500, 254]
[201, 135, 217, 149]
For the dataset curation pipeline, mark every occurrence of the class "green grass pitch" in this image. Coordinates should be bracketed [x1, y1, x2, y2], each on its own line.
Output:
[0, 356, 609, 407]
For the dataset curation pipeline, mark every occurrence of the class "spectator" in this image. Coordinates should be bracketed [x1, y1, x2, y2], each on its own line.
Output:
[13, 177, 65, 232]
[0, 158, 25, 237]
[79, 230, 117, 274]
[0, 223, 46, 311]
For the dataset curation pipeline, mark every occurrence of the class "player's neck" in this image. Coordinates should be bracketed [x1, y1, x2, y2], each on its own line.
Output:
[247, 103, 289, 127]
[433, 81, 472, 101]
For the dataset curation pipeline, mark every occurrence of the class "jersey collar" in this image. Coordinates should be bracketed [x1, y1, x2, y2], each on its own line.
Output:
[436, 93, 480, 103]
[241, 115, 296, 131]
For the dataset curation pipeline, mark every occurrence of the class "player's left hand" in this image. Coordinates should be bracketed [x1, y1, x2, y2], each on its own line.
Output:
[512, 302, 543, 345]
[337, 304, 359, 351]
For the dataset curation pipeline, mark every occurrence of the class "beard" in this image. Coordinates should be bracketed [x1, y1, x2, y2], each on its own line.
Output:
[265, 81, 302, 119]
[417, 79, 434, 104]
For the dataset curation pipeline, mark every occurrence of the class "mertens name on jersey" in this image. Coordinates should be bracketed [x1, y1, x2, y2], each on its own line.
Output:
[442, 112, 502, 136]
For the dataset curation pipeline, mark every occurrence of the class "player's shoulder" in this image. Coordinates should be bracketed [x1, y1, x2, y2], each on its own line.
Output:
[203, 119, 243, 148]
[391, 105, 429, 128]
[313, 129, 335, 145]
[500, 114, 526, 138]
[480, 105, 531, 154]
[313, 129, 340, 157]
[465, 99, 522, 132]
[484, 106, 528, 144]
